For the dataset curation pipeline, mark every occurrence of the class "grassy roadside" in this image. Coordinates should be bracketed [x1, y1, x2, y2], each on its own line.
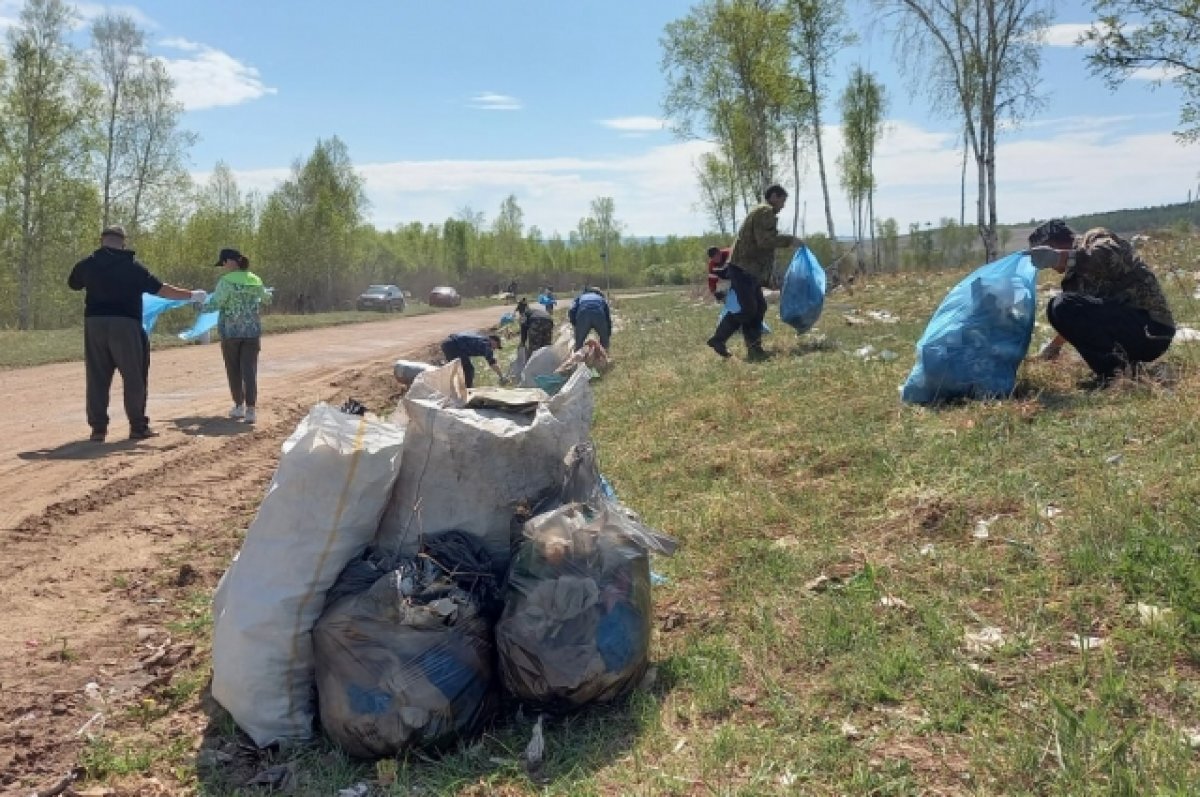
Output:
[66, 241, 1200, 794]
[0, 299, 505, 370]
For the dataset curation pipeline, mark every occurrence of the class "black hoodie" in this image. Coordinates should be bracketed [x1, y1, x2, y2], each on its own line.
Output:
[67, 247, 164, 321]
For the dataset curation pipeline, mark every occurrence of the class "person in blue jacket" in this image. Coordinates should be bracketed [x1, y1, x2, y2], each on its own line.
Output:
[440, 331, 507, 388]
[537, 288, 557, 314]
[568, 287, 612, 351]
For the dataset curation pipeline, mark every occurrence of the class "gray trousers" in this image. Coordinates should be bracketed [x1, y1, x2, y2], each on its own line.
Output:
[221, 337, 261, 407]
[85, 316, 150, 433]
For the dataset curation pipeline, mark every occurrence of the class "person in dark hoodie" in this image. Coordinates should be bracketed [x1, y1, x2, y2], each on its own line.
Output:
[68, 225, 205, 441]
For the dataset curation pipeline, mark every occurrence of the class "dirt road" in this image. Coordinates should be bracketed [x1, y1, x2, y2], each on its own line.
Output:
[0, 306, 503, 788]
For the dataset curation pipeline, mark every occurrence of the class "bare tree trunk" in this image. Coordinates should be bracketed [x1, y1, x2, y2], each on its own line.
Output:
[984, 118, 999, 260]
[809, 60, 837, 245]
[102, 93, 119, 227]
[790, 123, 801, 236]
[960, 126, 967, 227]
[17, 121, 37, 330]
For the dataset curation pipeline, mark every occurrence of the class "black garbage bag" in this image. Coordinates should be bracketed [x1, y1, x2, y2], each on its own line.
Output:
[313, 532, 498, 759]
[495, 499, 675, 711]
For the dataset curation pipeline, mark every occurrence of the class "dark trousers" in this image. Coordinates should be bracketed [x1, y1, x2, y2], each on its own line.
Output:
[1047, 293, 1174, 377]
[221, 337, 261, 406]
[441, 342, 476, 388]
[84, 316, 150, 433]
[573, 308, 611, 350]
[711, 265, 767, 348]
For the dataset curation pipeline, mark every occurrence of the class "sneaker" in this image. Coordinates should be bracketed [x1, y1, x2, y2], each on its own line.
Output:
[706, 338, 731, 359]
[229, 404, 245, 420]
[89, 430, 106, 442]
[244, 407, 257, 424]
[129, 427, 160, 440]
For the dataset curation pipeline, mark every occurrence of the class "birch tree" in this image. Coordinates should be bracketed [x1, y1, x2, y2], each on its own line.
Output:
[90, 12, 143, 228]
[880, 0, 1051, 260]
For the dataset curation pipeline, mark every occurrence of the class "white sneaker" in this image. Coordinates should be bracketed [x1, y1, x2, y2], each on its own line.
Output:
[229, 404, 245, 420]
[244, 407, 257, 424]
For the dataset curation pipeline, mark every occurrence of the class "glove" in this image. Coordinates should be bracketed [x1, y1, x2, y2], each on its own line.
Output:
[190, 289, 208, 306]
[1037, 340, 1063, 361]
[1027, 247, 1062, 271]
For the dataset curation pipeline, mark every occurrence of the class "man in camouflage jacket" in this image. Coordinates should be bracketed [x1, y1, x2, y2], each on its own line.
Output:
[706, 185, 799, 361]
[1027, 219, 1175, 384]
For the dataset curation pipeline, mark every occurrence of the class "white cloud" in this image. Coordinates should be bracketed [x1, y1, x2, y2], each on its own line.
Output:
[599, 116, 666, 133]
[1040, 23, 1093, 47]
[1130, 64, 1187, 82]
[199, 116, 1198, 238]
[157, 38, 276, 111]
[469, 92, 522, 111]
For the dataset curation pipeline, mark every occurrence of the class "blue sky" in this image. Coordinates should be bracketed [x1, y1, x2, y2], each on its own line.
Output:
[3, 0, 1196, 237]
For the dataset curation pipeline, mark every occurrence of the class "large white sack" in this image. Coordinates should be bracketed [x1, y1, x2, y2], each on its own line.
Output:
[375, 360, 593, 570]
[211, 404, 406, 747]
[519, 325, 574, 387]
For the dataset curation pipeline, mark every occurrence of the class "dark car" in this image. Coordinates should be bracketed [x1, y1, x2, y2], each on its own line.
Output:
[357, 284, 406, 312]
[428, 286, 462, 307]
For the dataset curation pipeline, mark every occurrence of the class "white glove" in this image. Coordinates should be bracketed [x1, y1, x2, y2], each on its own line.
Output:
[190, 289, 208, 306]
[1027, 247, 1062, 271]
[1037, 340, 1063, 361]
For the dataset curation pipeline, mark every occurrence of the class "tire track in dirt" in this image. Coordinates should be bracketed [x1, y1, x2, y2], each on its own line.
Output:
[0, 311, 490, 790]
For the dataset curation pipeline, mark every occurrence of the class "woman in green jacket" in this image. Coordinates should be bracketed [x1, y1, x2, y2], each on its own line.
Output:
[210, 248, 271, 423]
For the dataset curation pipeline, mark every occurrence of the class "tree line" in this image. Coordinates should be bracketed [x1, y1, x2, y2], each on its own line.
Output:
[660, 0, 1200, 270]
[0, 0, 715, 330]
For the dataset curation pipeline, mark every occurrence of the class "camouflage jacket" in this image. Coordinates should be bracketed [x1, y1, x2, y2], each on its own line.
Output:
[1063, 228, 1174, 328]
[730, 204, 793, 282]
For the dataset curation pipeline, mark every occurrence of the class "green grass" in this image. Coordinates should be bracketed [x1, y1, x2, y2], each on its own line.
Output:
[74, 245, 1200, 795]
[0, 300, 506, 369]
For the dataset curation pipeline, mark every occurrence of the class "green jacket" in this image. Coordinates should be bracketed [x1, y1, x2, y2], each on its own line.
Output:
[730, 203, 794, 281]
[209, 270, 271, 338]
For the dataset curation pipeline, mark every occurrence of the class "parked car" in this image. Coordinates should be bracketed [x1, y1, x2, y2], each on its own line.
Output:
[428, 286, 462, 307]
[357, 284, 406, 312]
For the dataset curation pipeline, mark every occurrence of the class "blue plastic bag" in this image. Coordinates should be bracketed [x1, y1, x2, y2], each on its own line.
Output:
[718, 290, 771, 335]
[178, 310, 220, 341]
[141, 293, 191, 334]
[901, 252, 1038, 404]
[779, 245, 826, 333]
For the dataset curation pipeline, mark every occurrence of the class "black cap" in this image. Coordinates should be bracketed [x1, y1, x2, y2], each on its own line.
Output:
[214, 247, 242, 267]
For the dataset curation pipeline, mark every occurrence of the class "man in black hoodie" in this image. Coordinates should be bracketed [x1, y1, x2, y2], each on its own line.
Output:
[68, 225, 205, 441]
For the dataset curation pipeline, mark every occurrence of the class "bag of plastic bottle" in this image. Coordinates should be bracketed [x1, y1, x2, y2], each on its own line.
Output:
[901, 252, 1038, 404]
[779, 245, 826, 333]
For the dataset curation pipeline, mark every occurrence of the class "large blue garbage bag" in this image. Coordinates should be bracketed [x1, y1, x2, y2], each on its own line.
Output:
[779, 245, 826, 333]
[901, 252, 1038, 404]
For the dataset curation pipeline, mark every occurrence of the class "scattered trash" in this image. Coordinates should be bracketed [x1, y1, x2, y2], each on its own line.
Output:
[773, 536, 800, 550]
[650, 570, 669, 586]
[878, 595, 911, 611]
[337, 783, 371, 797]
[854, 345, 877, 360]
[523, 715, 545, 774]
[879, 349, 898, 361]
[245, 763, 295, 791]
[1041, 504, 1064, 520]
[338, 397, 368, 416]
[963, 626, 1005, 654]
[866, 310, 899, 324]
[1135, 602, 1174, 628]
[779, 769, 798, 787]
[1174, 326, 1200, 342]
[1067, 634, 1105, 652]
[972, 515, 1000, 540]
[1181, 727, 1200, 749]
[919, 543, 936, 557]
[841, 719, 863, 740]
[1105, 454, 1123, 465]
[804, 574, 832, 593]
